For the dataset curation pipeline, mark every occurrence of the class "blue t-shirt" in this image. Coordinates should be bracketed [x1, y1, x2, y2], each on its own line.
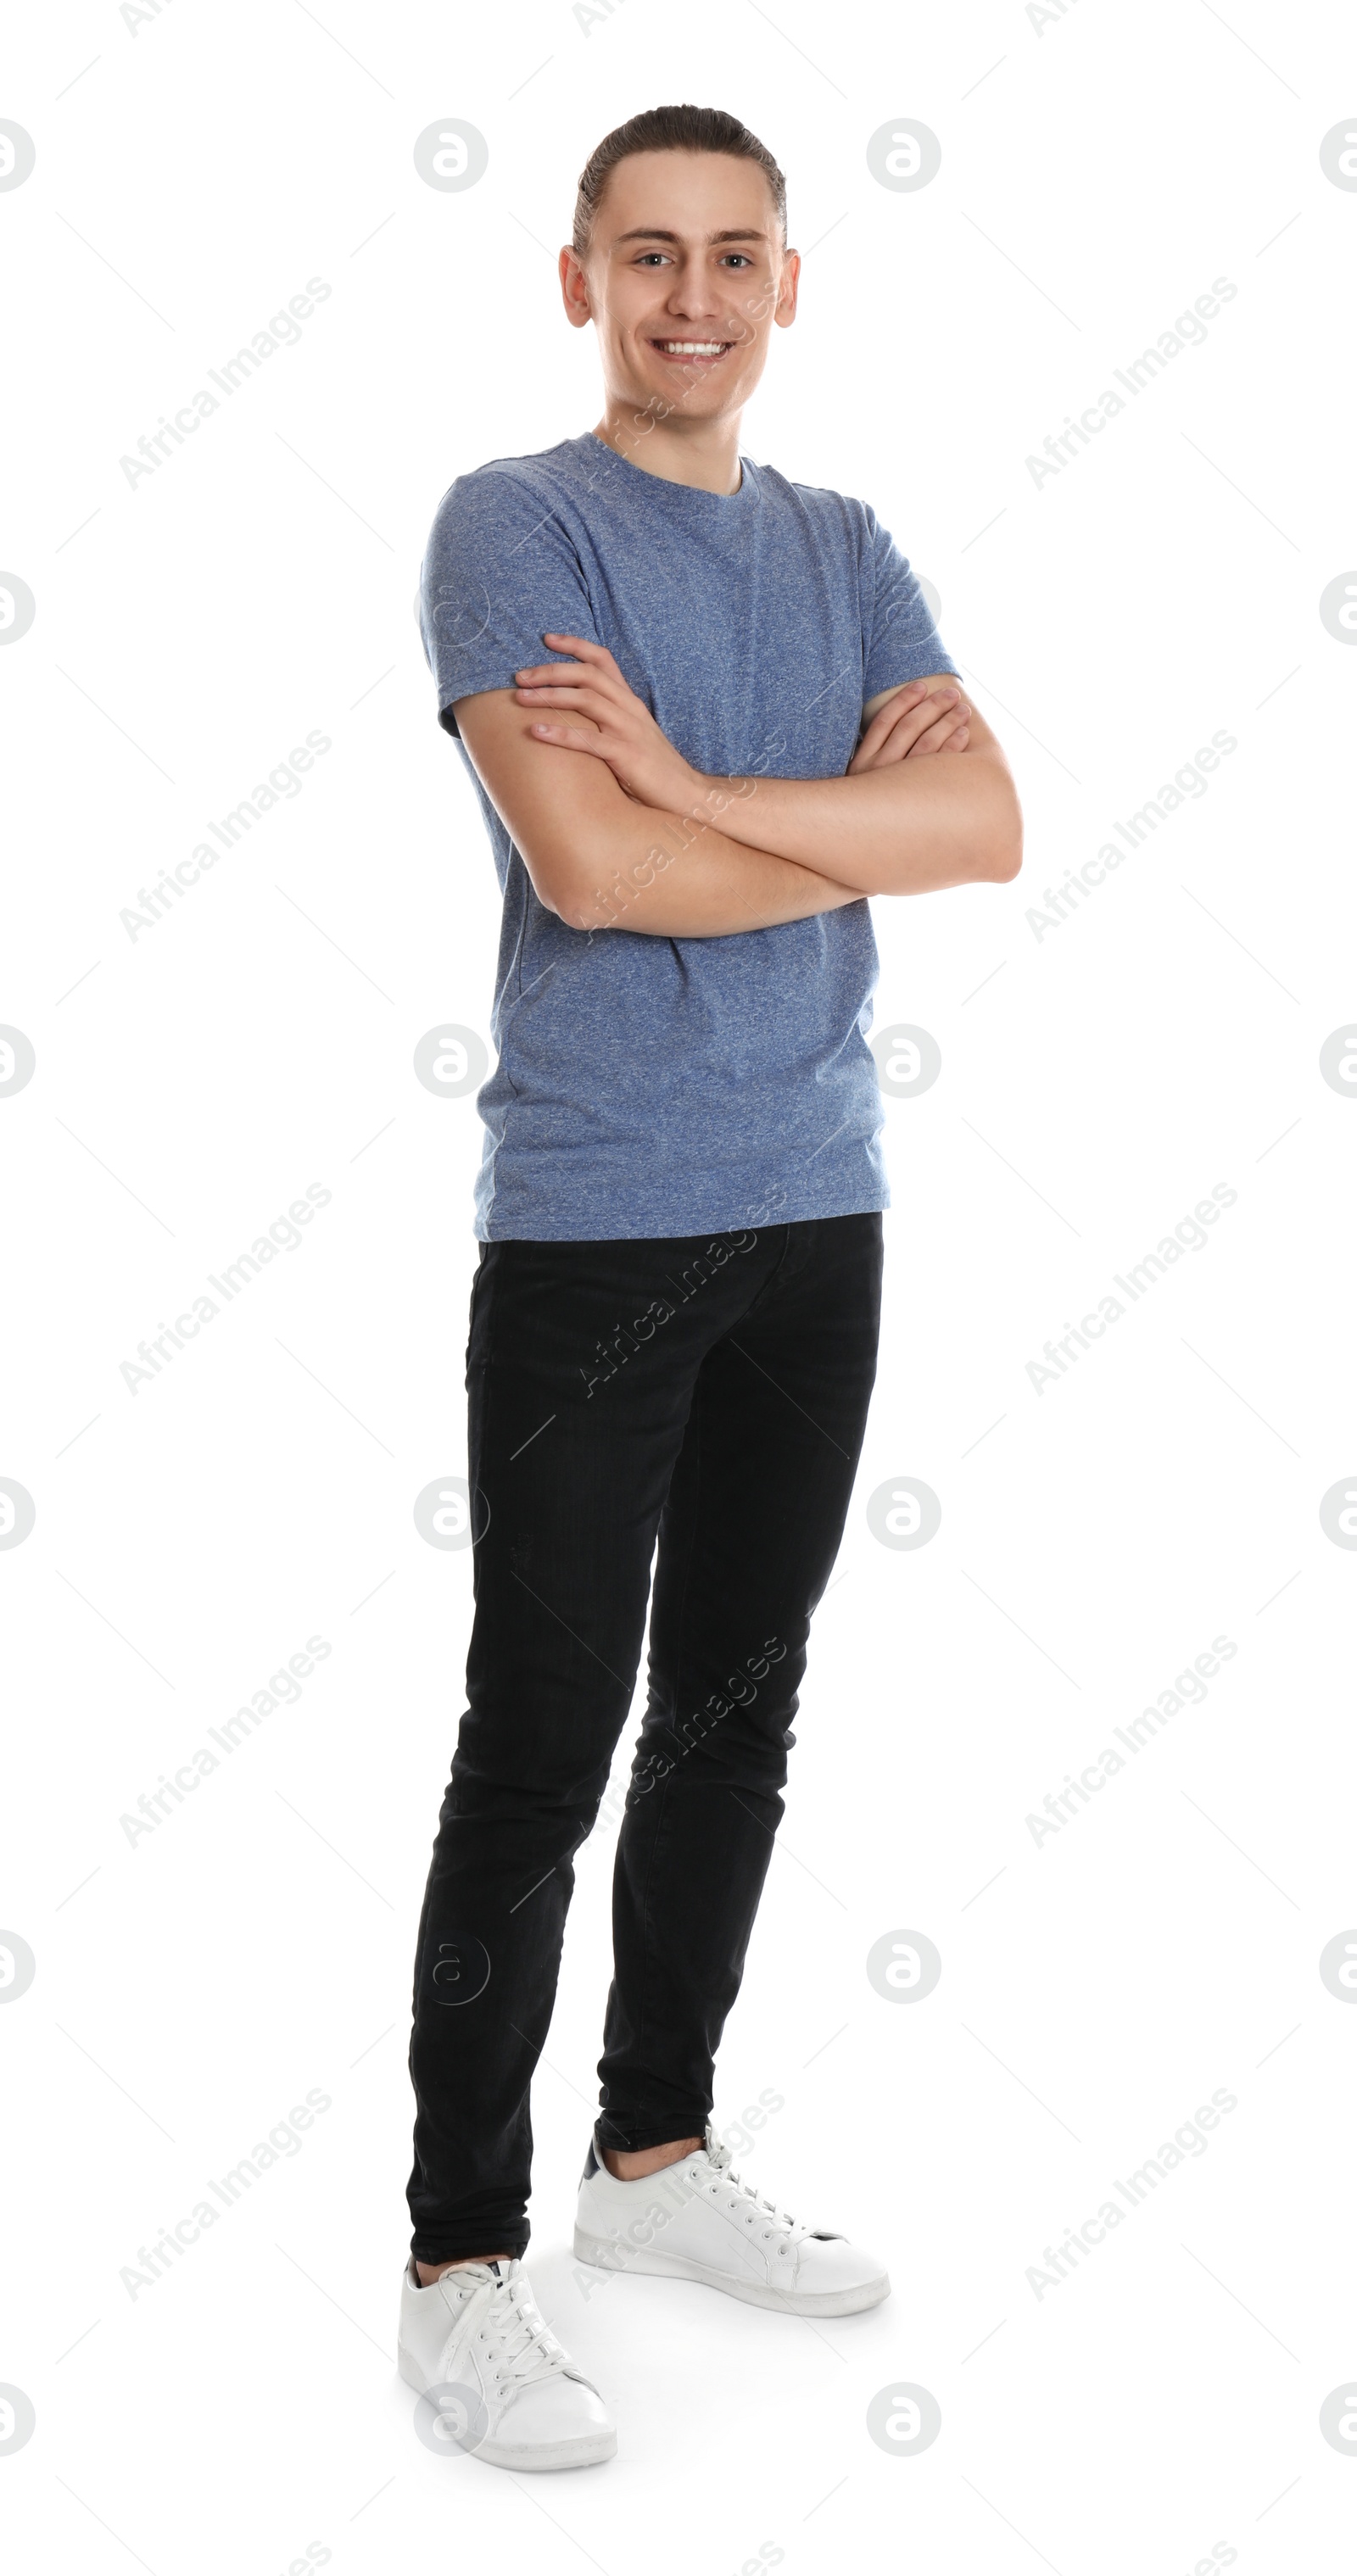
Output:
[419, 431, 958, 1241]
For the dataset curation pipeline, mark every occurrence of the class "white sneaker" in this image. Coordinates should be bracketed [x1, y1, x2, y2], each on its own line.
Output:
[573, 2121, 891, 2317]
[398, 2255, 617, 2471]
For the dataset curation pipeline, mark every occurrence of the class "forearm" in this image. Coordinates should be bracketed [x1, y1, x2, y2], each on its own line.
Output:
[684, 758, 1022, 895]
[505, 640, 1022, 899]
[550, 799, 863, 937]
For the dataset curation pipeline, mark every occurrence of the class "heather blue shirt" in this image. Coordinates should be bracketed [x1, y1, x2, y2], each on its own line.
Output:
[419, 432, 958, 1241]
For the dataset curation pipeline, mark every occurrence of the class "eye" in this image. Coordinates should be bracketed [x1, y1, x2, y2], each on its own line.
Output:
[721, 254, 754, 269]
[634, 251, 670, 266]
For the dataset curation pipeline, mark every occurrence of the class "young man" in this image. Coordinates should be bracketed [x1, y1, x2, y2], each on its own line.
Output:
[400, 104, 1021, 2472]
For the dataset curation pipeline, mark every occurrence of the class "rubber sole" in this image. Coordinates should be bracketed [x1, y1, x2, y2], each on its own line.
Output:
[572, 2229, 891, 2317]
[466, 2429, 617, 2471]
[398, 2344, 617, 2472]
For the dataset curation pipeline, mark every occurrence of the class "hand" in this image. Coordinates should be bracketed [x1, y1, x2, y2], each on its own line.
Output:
[514, 635, 701, 811]
[848, 680, 970, 776]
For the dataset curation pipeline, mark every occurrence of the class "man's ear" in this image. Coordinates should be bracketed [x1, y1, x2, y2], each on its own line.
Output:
[559, 246, 593, 331]
[773, 249, 801, 330]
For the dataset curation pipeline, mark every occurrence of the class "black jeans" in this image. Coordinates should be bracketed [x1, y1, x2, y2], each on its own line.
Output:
[405, 1212, 884, 2261]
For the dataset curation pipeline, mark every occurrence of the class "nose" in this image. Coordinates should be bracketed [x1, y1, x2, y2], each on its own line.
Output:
[660, 259, 726, 322]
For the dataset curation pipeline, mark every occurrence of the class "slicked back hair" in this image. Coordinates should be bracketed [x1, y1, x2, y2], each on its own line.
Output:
[572, 104, 787, 258]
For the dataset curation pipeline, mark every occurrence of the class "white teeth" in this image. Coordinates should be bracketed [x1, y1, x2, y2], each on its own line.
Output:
[657, 341, 728, 354]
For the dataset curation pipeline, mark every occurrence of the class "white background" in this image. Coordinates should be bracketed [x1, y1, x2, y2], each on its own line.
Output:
[3, 0, 1356, 2568]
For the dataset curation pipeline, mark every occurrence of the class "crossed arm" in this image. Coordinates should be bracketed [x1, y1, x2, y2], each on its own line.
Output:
[453, 634, 1022, 939]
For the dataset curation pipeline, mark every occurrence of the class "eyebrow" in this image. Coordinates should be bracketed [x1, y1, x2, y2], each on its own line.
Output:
[611, 227, 768, 246]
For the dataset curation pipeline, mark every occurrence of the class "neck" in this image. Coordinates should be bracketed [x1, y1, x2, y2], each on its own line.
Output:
[592, 400, 744, 496]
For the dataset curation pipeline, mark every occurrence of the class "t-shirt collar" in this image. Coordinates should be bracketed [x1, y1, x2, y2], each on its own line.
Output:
[581, 429, 756, 508]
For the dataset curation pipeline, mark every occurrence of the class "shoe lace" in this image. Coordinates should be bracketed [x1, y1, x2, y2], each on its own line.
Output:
[478, 2265, 570, 2386]
[703, 2127, 803, 2238]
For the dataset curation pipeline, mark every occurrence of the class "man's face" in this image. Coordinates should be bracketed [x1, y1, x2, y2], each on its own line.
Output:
[561, 150, 798, 425]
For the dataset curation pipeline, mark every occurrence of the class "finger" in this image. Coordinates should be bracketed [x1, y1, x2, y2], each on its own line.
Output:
[849, 731, 908, 776]
[517, 669, 629, 723]
[514, 661, 622, 701]
[849, 712, 928, 772]
[881, 684, 958, 743]
[930, 697, 970, 742]
[849, 688, 973, 772]
[540, 633, 619, 674]
[855, 681, 934, 760]
[513, 679, 600, 699]
[906, 706, 970, 756]
[852, 703, 935, 771]
[865, 687, 961, 766]
[525, 722, 609, 755]
[512, 684, 612, 717]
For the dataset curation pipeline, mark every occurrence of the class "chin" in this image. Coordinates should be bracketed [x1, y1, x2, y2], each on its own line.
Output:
[639, 368, 745, 415]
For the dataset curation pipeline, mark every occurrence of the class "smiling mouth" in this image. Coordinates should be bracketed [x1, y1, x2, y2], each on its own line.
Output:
[649, 338, 734, 363]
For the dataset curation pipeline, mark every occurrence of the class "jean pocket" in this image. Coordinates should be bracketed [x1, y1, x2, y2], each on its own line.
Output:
[466, 1244, 495, 1380]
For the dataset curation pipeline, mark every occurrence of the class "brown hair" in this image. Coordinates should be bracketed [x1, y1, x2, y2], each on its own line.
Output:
[572, 104, 787, 258]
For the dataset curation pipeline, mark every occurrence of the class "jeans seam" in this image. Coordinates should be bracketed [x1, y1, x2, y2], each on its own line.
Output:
[628, 1392, 706, 2113]
[733, 1221, 792, 1324]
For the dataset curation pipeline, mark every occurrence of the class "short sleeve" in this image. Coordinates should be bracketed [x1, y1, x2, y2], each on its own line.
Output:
[419, 468, 601, 738]
[862, 505, 960, 704]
